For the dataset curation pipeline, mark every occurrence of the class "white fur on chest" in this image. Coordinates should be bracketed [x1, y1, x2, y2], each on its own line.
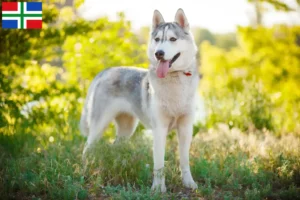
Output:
[150, 71, 198, 117]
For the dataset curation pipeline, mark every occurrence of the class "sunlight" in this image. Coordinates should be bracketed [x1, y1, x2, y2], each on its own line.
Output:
[78, 0, 299, 33]
[1, 0, 300, 199]
[49, 136, 54, 143]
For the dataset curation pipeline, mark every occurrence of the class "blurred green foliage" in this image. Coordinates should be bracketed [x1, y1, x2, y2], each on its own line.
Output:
[192, 28, 237, 50]
[0, 0, 299, 143]
[1, 0, 300, 199]
[0, 1, 147, 146]
[200, 25, 300, 134]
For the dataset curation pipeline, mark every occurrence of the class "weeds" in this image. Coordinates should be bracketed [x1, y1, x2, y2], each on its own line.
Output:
[1, 123, 300, 199]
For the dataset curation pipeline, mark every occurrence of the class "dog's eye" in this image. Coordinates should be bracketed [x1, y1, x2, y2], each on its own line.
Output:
[155, 38, 160, 42]
[170, 37, 177, 42]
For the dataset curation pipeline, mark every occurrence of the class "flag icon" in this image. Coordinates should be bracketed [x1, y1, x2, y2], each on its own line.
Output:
[2, 2, 42, 29]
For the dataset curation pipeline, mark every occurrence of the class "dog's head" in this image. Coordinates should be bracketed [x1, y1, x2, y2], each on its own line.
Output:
[148, 8, 197, 78]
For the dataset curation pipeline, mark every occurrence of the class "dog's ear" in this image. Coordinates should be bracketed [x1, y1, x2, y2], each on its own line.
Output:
[152, 10, 165, 29]
[174, 8, 189, 30]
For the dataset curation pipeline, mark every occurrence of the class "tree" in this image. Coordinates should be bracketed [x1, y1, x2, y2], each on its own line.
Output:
[0, 0, 147, 137]
[200, 25, 300, 133]
[192, 27, 216, 47]
[214, 33, 237, 50]
[248, 0, 294, 27]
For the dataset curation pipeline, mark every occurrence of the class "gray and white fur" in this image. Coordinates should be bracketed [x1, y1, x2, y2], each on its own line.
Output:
[80, 8, 199, 192]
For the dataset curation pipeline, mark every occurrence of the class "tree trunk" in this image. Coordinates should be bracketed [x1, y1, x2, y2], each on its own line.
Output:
[254, 0, 263, 26]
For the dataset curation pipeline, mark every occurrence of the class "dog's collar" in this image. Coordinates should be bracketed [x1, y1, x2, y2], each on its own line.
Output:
[183, 71, 192, 76]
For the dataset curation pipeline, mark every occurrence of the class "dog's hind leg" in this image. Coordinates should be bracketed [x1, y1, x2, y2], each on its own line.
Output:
[82, 106, 115, 159]
[114, 113, 138, 143]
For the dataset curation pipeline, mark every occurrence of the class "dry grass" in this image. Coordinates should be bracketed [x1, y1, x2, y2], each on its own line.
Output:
[1, 123, 300, 199]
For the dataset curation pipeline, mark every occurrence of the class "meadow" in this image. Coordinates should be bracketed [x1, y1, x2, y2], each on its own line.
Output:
[1, 123, 300, 199]
[1, 0, 300, 199]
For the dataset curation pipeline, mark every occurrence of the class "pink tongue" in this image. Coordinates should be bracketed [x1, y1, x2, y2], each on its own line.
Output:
[156, 61, 170, 78]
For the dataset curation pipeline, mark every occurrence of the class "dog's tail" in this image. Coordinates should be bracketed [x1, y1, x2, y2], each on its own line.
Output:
[79, 85, 95, 137]
[79, 69, 109, 137]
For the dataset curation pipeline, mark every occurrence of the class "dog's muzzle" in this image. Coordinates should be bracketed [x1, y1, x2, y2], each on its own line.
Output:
[156, 52, 181, 78]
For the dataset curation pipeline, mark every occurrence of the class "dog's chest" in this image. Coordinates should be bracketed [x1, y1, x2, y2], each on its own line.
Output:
[150, 72, 197, 116]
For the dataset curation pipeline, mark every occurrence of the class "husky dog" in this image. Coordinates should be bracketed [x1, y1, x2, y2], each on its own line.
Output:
[80, 8, 199, 192]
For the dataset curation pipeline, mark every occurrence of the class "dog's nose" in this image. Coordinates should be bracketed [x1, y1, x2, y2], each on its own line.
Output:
[155, 50, 165, 60]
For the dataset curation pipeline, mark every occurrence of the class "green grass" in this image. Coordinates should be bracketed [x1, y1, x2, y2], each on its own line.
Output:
[1, 123, 300, 200]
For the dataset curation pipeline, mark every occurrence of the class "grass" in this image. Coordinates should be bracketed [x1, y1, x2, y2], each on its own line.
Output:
[1, 123, 300, 200]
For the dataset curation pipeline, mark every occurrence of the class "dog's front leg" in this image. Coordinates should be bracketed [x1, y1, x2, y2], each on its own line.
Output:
[177, 115, 198, 189]
[151, 118, 168, 193]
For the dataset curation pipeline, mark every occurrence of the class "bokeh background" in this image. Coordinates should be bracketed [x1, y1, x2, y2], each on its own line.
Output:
[1, 0, 300, 199]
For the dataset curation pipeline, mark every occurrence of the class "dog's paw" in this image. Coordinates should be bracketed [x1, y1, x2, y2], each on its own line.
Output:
[183, 179, 198, 189]
[151, 181, 167, 193]
[182, 171, 198, 190]
[152, 168, 166, 192]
